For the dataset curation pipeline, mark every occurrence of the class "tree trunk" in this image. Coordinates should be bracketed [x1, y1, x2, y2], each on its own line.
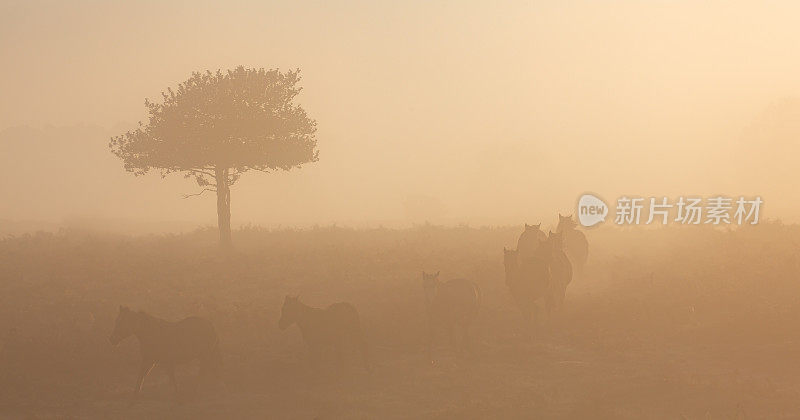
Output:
[215, 167, 232, 248]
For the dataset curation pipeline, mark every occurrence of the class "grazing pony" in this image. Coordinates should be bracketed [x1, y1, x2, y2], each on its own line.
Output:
[422, 271, 481, 363]
[503, 244, 553, 328]
[557, 213, 589, 274]
[278, 296, 371, 372]
[109, 306, 221, 402]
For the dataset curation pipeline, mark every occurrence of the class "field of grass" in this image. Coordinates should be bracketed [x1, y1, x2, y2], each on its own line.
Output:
[1, 222, 800, 418]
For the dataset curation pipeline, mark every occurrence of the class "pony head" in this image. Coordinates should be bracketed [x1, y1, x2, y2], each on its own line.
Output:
[524, 223, 542, 232]
[557, 213, 577, 232]
[421, 271, 441, 304]
[548, 230, 565, 250]
[109, 305, 137, 346]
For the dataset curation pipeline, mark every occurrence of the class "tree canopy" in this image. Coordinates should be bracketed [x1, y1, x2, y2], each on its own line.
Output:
[109, 66, 318, 190]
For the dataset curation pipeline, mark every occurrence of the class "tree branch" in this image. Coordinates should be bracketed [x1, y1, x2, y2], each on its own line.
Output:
[182, 188, 216, 199]
[188, 168, 216, 177]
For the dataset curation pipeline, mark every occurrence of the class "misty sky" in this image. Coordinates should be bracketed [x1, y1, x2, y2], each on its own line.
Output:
[1, 1, 799, 229]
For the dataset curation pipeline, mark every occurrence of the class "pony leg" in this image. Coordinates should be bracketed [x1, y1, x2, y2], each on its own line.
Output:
[194, 355, 220, 399]
[334, 341, 345, 372]
[306, 345, 323, 374]
[427, 323, 435, 365]
[524, 304, 533, 328]
[448, 325, 457, 351]
[132, 361, 155, 402]
[336, 344, 344, 364]
[198, 343, 223, 395]
[165, 364, 178, 398]
[356, 332, 371, 372]
[462, 324, 471, 354]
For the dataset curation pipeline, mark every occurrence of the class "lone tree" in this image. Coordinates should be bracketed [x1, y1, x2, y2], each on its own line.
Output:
[110, 66, 318, 247]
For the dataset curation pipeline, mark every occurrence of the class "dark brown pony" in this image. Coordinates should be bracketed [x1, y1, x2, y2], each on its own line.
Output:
[557, 213, 589, 274]
[517, 223, 548, 261]
[109, 306, 221, 402]
[422, 271, 481, 363]
[503, 244, 553, 328]
[278, 296, 371, 372]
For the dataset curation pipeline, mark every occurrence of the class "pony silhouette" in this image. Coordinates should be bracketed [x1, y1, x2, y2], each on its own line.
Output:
[109, 306, 221, 402]
[422, 271, 481, 363]
[503, 243, 553, 328]
[557, 213, 589, 274]
[517, 223, 548, 261]
[278, 295, 371, 372]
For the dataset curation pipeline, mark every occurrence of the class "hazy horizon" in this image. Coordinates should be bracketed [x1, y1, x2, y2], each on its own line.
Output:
[2, 1, 799, 230]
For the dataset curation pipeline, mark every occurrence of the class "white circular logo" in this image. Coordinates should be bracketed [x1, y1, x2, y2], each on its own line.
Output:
[578, 194, 608, 227]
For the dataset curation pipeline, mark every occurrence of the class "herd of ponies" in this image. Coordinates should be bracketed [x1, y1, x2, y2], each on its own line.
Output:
[108, 213, 590, 402]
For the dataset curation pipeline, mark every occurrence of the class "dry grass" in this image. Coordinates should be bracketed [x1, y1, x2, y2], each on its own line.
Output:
[1, 222, 800, 418]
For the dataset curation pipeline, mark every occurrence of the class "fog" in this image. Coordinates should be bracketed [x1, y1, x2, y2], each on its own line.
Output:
[1, 1, 799, 231]
[4, 2, 800, 418]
